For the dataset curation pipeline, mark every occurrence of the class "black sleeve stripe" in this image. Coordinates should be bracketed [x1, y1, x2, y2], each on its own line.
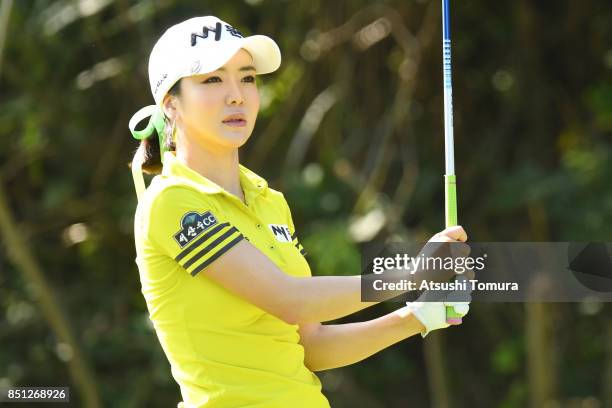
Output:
[182, 226, 240, 269]
[300, 248, 307, 256]
[190, 235, 244, 277]
[291, 232, 297, 240]
[175, 222, 229, 262]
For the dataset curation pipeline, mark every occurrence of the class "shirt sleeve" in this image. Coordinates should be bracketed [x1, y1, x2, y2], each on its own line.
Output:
[147, 186, 245, 276]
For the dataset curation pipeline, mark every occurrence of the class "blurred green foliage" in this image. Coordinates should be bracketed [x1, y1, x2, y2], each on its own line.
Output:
[1, 0, 611, 407]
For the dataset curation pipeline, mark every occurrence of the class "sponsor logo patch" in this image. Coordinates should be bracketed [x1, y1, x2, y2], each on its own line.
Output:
[269, 224, 292, 243]
[174, 211, 218, 248]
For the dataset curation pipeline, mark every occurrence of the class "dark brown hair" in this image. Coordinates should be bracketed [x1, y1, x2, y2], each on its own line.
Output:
[132, 80, 181, 175]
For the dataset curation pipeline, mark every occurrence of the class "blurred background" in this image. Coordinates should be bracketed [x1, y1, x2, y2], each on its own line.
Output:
[1, 0, 611, 407]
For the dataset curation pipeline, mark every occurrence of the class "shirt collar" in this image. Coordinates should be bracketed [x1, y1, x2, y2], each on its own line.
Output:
[161, 151, 268, 198]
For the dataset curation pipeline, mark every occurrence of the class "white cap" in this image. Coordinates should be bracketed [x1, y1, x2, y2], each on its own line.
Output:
[148, 16, 281, 106]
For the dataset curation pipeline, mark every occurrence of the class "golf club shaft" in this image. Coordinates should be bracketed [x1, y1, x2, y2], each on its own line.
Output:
[442, 0, 463, 324]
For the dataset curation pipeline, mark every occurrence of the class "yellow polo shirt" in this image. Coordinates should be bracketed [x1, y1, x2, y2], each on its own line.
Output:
[133, 151, 330, 408]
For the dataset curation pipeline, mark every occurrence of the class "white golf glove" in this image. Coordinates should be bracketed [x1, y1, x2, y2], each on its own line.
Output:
[397, 274, 472, 338]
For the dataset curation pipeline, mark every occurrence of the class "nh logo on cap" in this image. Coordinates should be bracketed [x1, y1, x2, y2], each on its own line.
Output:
[191, 22, 243, 46]
[269, 224, 291, 243]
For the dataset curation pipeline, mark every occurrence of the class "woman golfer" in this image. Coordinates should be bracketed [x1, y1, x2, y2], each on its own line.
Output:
[129, 16, 470, 408]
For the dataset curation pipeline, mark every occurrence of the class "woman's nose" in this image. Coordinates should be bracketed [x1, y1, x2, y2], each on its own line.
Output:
[225, 79, 244, 105]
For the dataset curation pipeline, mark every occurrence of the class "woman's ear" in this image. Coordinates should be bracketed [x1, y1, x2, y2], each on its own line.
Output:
[162, 95, 178, 121]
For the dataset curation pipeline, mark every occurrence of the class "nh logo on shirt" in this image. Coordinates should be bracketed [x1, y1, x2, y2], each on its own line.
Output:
[269, 224, 291, 243]
[174, 211, 218, 248]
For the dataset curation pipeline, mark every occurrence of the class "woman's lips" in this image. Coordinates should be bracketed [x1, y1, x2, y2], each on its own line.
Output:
[222, 119, 247, 127]
[222, 113, 247, 127]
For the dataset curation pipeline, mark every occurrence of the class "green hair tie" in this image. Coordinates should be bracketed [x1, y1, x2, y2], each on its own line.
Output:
[128, 105, 170, 162]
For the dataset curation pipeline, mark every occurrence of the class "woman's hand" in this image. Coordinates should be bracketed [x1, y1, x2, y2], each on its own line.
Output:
[407, 225, 470, 287]
[430, 225, 468, 242]
[398, 274, 472, 338]
[402, 225, 473, 336]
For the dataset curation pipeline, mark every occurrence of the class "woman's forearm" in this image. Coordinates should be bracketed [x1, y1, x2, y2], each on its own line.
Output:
[299, 310, 424, 371]
[287, 268, 425, 324]
[286, 241, 460, 324]
[286, 275, 377, 324]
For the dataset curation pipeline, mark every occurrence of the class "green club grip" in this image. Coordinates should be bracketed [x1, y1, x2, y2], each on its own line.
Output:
[445, 175, 461, 324]
[445, 174, 457, 227]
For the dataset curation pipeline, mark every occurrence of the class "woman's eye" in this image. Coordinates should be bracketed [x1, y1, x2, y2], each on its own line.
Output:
[202, 76, 221, 84]
[242, 75, 255, 83]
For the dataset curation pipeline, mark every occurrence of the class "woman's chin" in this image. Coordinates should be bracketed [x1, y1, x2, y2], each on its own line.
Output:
[219, 131, 251, 148]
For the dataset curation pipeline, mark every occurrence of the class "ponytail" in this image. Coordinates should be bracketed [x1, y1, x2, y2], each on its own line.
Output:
[137, 124, 175, 175]
[129, 114, 175, 199]
[128, 81, 181, 199]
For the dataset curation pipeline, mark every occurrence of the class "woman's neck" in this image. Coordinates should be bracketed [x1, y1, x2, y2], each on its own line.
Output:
[175, 138, 245, 203]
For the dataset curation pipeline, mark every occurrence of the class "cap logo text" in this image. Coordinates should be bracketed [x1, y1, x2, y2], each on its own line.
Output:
[154, 73, 168, 95]
[191, 22, 244, 46]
